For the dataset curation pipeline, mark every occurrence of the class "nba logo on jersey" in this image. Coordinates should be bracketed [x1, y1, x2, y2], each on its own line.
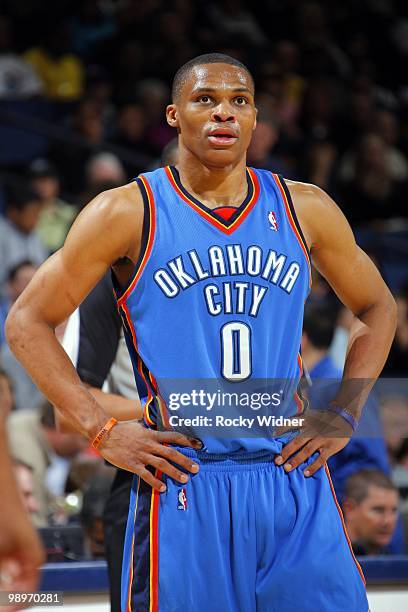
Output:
[177, 488, 188, 511]
[268, 211, 278, 231]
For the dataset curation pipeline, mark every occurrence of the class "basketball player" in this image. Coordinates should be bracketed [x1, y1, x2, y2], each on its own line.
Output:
[6, 54, 396, 611]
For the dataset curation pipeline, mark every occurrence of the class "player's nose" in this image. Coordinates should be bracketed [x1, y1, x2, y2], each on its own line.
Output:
[211, 103, 236, 123]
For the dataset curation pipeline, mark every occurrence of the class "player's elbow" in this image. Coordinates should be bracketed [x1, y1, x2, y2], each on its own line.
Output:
[357, 286, 397, 335]
[5, 303, 23, 350]
[372, 287, 397, 334]
[5, 301, 35, 351]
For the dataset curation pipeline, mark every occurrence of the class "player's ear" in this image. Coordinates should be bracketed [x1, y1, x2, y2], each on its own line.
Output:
[166, 104, 179, 129]
[253, 106, 258, 131]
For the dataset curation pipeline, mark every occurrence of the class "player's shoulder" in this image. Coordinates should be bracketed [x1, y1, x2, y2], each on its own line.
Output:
[94, 167, 166, 209]
[283, 180, 348, 249]
[92, 181, 142, 209]
[284, 179, 341, 220]
[284, 179, 325, 203]
[252, 169, 329, 208]
[70, 182, 144, 257]
[83, 181, 143, 228]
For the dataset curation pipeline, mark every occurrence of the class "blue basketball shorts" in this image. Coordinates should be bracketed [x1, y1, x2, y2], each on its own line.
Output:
[121, 444, 368, 612]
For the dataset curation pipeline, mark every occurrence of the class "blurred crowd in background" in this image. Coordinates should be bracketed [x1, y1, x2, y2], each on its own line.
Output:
[0, 0, 407, 562]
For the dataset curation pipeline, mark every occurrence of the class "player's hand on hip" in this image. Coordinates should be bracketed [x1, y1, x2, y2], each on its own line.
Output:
[274, 410, 353, 477]
[98, 420, 201, 491]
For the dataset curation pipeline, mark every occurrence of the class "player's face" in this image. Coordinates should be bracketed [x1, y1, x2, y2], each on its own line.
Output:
[167, 63, 257, 167]
[351, 486, 398, 549]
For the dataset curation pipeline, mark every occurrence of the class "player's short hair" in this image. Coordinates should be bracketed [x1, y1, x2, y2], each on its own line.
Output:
[302, 302, 338, 349]
[344, 469, 397, 505]
[172, 53, 254, 101]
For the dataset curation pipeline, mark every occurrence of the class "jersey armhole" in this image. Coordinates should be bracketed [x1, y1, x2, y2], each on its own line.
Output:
[276, 175, 311, 260]
[272, 173, 312, 286]
[113, 176, 156, 305]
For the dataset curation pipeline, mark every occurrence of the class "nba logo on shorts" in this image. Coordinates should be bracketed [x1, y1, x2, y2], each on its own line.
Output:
[268, 211, 278, 231]
[177, 488, 187, 511]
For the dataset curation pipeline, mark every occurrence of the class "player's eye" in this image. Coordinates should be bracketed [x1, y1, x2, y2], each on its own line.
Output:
[197, 95, 212, 104]
[234, 96, 248, 105]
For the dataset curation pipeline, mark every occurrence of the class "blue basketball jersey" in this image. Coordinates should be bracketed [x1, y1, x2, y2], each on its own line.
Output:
[115, 166, 311, 453]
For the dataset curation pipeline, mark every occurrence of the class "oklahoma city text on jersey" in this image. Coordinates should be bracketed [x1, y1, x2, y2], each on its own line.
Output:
[153, 244, 301, 316]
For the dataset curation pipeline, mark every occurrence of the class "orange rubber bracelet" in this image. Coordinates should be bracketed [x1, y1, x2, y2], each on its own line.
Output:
[92, 417, 118, 450]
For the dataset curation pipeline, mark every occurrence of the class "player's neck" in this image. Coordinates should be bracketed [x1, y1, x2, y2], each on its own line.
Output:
[175, 155, 248, 209]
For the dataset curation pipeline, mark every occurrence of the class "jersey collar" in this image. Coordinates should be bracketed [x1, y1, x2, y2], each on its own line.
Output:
[165, 165, 260, 235]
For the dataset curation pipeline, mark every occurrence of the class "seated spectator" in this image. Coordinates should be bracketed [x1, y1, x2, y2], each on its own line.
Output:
[0, 183, 46, 299]
[0, 259, 37, 343]
[343, 470, 399, 555]
[0, 369, 13, 415]
[12, 458, 39, 517]
[86, 152, 126, 189]
[24, 23, 84, 101]
[7, 400, 88, 526]
[29, 158, 77, 253]
[80, 152, 126, 206]
[0, 260, 43, 410]
[0, 15, 43, 99]
[381, 395, 408, 468]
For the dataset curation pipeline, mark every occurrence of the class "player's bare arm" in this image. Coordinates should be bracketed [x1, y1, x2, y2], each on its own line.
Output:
[6, 183, 200, 491]
[275, 181, 397, 476]
[55, 387, 143, 433]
